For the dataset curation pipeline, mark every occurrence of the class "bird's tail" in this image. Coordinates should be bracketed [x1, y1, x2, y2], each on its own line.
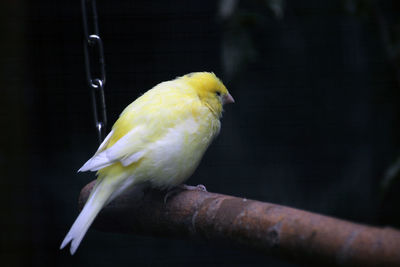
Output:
[60, 177, 122, 255]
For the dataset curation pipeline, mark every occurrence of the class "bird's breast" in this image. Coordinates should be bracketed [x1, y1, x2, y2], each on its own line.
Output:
[141, 113, 220, 189]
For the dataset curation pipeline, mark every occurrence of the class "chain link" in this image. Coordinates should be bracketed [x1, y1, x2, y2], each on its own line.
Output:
[81, 0, 107, 144]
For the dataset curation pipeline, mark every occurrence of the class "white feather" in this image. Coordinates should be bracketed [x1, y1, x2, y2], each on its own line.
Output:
[106, 176, 136, 204]
[60, 181, 109, 254]
[78, 126, 146, 172]
[95, 129, 114, 155]
[120, 151, 146, 166]
[78, 152, 114, 172]
[60, 175, 132, 255]
[145, 116, 204, 188]
[104, 125, 145, 160]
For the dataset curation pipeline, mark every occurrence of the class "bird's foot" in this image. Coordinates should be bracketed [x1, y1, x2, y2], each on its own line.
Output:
[180, 184, 207, 192]
[163, 184, 207, 204]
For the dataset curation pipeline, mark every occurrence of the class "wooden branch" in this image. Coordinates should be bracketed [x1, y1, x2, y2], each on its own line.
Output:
[79, 180, 400, 266]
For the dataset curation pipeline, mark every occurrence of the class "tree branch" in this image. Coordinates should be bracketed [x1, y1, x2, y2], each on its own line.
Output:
[79, 180, 400, 266]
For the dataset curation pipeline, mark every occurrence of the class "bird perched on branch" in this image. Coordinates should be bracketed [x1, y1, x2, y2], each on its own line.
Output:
[60, 72, 234, 254]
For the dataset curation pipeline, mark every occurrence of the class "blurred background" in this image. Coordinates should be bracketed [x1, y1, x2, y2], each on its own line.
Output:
[1, 0, 400, 266]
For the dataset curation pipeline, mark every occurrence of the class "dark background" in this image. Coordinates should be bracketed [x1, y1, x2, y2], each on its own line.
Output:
[1, 0, 400, 266]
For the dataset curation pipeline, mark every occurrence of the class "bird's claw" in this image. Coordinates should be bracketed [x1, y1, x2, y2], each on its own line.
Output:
[164, 184, 207, 204]
[181, 184, 207, 192]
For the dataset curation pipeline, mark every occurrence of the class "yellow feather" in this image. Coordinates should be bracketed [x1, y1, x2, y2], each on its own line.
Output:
[61, 72, 234, 254]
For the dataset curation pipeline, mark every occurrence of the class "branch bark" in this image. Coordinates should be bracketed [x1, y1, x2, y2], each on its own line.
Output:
[79, 180, 400, 266]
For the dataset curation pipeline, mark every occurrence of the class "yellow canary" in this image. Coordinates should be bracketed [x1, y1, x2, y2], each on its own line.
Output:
[60, 72, 234, 254]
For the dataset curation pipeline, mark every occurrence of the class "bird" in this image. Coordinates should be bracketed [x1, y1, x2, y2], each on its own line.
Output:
[60, 72, 234, 254]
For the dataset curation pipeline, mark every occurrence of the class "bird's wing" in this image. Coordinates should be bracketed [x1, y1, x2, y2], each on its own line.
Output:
[78, 125, 148, 172]
[79, 87, 202, 172]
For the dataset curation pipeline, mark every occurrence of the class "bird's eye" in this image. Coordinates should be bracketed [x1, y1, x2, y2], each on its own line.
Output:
[216, 91, 221, 97]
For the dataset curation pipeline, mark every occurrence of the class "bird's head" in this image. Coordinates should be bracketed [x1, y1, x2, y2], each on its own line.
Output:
[181, 72, 234, 117]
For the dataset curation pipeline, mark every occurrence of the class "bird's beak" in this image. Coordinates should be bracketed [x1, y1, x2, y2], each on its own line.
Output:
[222, 93, 235, 105]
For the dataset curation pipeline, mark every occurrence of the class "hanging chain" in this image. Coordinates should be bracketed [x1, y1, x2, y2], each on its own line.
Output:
[81, 0, 107, 144]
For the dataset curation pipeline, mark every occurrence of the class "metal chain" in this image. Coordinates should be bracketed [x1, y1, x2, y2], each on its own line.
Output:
[81, 0, 107, 144]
